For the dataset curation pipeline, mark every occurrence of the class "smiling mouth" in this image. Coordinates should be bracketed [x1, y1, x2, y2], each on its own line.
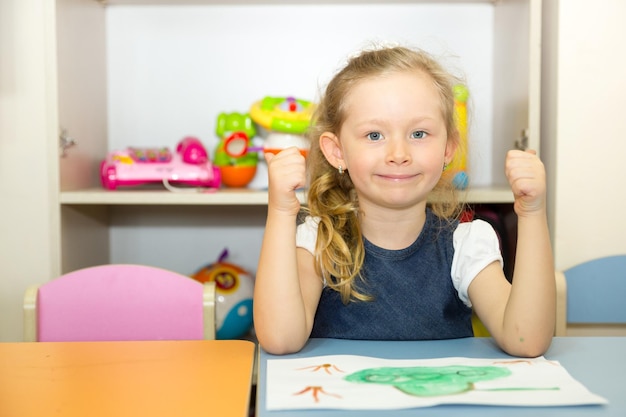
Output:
[378, 174, 418, 181]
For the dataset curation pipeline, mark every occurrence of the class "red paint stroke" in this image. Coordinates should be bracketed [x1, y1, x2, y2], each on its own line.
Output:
[297, 363, 345, 375]
[293, 386, 342, 403]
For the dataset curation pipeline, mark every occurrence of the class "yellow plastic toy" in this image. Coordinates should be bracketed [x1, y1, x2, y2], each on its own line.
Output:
[447, 84, 469, 189]
[249, 96, 315, 134]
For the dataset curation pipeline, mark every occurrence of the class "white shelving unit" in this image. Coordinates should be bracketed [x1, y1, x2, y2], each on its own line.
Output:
[55, 0, 540, 275]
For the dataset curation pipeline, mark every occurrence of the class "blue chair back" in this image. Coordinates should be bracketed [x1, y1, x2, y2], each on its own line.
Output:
[565, 255, 626, 324]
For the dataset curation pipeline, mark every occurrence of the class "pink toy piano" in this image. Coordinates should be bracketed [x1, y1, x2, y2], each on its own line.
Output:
[100, 137, 221, 190]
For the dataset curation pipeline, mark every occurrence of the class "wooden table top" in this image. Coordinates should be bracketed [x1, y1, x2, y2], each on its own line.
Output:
[0, 339, 256, 417]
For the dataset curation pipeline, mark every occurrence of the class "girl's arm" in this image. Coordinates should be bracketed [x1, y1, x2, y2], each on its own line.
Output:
[253, 147, 324, 354]
[469, 149, 555, 357]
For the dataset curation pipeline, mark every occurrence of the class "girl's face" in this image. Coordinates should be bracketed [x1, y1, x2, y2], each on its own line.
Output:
[331, 70, 454, 211]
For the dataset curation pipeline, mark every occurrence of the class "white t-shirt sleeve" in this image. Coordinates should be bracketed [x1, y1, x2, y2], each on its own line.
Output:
[296, 216, 320, 255]
[451, 219, 504, 308]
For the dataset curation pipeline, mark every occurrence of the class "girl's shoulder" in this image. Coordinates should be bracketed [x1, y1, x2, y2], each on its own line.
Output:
[453, 218, 502, 261]
[454, 218, 498, 240]
[451, 219, 504, 306]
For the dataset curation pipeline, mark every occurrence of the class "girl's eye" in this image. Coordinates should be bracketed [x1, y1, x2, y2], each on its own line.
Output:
[367, 132, 383, 141]
[411, 130, 427, 139]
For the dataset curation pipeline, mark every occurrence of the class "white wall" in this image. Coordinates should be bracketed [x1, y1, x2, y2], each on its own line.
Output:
[543, 0, 626, 270]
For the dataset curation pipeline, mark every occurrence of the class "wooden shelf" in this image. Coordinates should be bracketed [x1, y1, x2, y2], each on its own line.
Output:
[457, 186, 514, 204]
[103, 0, 498, 5]
[60, 186, 512, 206]
[61, 188, 282, 205]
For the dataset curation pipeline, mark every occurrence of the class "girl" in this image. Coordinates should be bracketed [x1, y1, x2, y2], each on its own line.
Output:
[253, 46, 555, 357]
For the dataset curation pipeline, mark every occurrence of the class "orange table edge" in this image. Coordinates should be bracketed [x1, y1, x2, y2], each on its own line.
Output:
[0, 339, 256, 417]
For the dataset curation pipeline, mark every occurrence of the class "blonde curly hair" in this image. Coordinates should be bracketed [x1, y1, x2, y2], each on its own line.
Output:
[304, 46, 465, 304]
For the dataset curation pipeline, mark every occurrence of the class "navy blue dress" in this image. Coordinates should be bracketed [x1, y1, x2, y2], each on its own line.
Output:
[309, 211, 474, 340]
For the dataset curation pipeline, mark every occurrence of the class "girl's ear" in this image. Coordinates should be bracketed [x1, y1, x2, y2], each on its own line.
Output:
[319, 132, 345, 169]
[444, 133, 459, 165]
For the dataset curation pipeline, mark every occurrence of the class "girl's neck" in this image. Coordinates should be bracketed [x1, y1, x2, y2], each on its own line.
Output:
[359, 204, 428, 250]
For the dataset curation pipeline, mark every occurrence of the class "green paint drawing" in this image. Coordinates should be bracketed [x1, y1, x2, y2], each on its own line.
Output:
[345, 365, 511, 397]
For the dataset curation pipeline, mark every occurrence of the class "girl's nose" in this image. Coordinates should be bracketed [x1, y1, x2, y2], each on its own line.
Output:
[386, 138, 411, 165]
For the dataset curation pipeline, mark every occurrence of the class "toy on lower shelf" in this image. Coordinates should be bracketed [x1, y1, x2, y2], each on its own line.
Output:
[100, 136, 221, 190]
[191, 248, 255, 340]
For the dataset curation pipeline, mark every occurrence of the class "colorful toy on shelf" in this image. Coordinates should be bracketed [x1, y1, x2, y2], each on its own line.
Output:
[191, 248, 254, 340]
[263, 132, 310, 157]
[249, 96, 315, 134]
[100, 136, 221, 190]
[225, 131, 309, 158]
[249, 96, 314, 156]
[447, 84, 470, 190]
[214, 112, 258, 188]
[222, 131, 263, 157]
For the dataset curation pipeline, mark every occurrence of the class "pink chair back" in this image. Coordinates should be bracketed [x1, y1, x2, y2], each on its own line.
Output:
[37, 264, 205, 342]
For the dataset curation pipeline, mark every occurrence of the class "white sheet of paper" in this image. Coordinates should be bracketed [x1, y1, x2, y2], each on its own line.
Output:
[266, 355, 607, 410]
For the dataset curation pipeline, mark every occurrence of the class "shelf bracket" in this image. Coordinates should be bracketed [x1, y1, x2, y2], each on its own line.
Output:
[515, 129, 529, 151]
[59, 128, 76, 157]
